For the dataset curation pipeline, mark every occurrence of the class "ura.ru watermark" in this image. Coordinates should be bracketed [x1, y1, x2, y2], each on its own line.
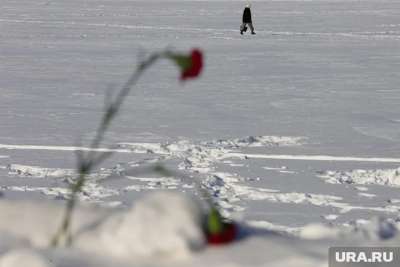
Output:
[329, 247, 400, 267]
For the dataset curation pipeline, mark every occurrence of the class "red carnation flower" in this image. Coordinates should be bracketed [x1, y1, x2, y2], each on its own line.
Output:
[207, 222, 237, 245]
[204, 208, 237, 246]
[180, 49, 203, 80]
[167, 49, 203, 81]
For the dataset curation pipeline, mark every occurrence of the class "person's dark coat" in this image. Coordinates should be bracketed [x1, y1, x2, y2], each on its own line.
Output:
[242, 7, 252, 23]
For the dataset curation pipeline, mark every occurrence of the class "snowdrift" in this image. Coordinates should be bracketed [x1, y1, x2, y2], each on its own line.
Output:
[0, 192, 399, 267]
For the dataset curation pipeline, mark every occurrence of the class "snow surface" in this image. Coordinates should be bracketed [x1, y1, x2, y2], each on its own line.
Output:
[1, 0, 400, 266]
[0, 249, 54, 267]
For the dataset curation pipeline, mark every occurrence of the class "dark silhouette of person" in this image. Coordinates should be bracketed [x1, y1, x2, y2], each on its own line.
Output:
[241, 4, 255, 35]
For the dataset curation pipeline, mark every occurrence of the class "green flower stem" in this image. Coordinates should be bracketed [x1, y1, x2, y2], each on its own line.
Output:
[51, 52, 162, 247]
[207, 207, 223, 234]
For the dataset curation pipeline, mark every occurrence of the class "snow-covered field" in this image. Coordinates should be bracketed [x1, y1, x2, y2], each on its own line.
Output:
[1, 0, 400, 266]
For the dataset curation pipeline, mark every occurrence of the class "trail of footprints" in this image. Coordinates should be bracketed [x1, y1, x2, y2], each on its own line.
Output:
[1, 135, 400, 226]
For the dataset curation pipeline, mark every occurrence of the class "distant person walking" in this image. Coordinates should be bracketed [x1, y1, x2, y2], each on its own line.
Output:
[240, 3, 255, 35]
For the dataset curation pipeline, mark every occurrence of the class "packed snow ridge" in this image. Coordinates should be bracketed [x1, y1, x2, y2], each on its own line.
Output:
[3, 164, 120, 202]
[204, 135, 306, 149]
[317, 167, 400, 187]
[7, 164, 75, 179]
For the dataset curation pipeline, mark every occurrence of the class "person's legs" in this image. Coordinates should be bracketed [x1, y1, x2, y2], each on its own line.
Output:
[248, 23, 255, 34]
[240, 23, 247, 34]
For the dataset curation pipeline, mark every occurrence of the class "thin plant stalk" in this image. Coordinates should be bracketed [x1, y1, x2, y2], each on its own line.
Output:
[51, 53, 161, 246]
